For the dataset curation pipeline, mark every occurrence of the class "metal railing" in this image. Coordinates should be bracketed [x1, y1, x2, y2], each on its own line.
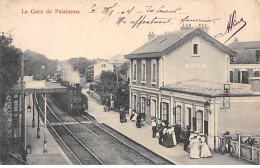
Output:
[218, 135, 260, 164]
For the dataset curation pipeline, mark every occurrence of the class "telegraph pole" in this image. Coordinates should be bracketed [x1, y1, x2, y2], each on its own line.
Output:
[21, 54, 26, 162]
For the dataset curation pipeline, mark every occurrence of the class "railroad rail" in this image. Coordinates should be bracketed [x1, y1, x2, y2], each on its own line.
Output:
[49, 94, 174, 165]
[37, 94, 103, 165]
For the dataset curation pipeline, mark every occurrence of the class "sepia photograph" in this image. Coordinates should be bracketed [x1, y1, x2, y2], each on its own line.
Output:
[0, 0, 260, 165]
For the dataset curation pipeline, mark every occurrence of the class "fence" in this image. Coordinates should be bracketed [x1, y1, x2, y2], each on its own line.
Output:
[218, 135, 260, 164]
[89, 90, 102, 103]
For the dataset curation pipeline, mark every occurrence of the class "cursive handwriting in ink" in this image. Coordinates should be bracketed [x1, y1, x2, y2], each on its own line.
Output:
[180, 16, 220, 23]
[214, 10, 246, 44]
[131, 15, 174, 28]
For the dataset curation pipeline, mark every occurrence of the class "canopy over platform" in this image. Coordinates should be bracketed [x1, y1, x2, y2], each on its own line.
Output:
[161, 79, 260, 97]
[9, 80, 67, 94]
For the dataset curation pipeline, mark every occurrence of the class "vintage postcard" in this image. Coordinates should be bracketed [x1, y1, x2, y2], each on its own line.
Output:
[0, 0, 259, 165]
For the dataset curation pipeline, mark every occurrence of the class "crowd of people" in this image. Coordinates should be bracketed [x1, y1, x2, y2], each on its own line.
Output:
[121, 110, 212, 159]
[151, 119, 211, 159]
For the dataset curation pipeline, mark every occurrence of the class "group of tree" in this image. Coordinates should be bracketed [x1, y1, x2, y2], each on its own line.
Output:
[0, 32, 23, 164]
[23, 50, 58, 80]
[91, 62, 129, 111]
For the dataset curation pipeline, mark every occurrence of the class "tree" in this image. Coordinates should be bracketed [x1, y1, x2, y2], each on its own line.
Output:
[23, 50, 58, 80]
[0, 32, 22, 164]
[0, 32, 22, 108]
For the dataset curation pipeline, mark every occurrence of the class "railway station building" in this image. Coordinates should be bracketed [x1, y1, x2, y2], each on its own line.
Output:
[125, 25, 260, 150]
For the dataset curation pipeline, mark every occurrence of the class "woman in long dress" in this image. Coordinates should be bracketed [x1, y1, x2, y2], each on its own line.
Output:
[200, 137, 211, 158]
[162, 126, 168, 147]
[190, 136, 201, 159]
[165, 126, 174, 148]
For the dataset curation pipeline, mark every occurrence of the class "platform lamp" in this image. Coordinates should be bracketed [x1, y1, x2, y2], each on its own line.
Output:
[204, 99, 211, 114]
[27, 94, 31, 112]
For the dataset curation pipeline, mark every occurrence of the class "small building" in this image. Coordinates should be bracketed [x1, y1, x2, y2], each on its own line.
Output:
[228, 39, 260, 84]
[86, 61, 114, 81]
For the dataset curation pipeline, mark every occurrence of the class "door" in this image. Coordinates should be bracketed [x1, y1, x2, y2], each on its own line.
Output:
[242, 71, 249, 84]
[151, 99, 156, 120]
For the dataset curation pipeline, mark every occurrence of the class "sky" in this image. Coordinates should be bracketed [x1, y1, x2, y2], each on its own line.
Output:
[0, 0, 259, 61]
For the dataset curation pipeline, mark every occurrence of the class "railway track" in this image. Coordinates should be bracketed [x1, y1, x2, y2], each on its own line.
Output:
[39, 94, 174, 165]
[36, 95, 103, 165]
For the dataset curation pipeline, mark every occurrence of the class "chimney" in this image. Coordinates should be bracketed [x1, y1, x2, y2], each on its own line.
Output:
[148, 31, 155, 42]
[181, 23, 195, 36]
[76, 83, 81, 94]
[198, 24, 209, 33]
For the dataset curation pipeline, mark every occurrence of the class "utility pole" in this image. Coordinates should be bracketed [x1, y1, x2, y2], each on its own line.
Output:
[21, 54, 26, 162]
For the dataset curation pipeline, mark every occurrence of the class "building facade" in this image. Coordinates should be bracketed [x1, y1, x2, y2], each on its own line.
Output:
[86, 61, 114, 81]
[228, 40, 260, 84]
[125, 26, 260, 150]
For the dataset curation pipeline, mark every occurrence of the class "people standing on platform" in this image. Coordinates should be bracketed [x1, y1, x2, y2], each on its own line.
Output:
[151, 119, 157, 138]
[119, 106, 124, 123]
[158, 122, 164, 145]
[162, 125, 168, 146]
[131, 110, 138, 122]
[200, 137, 211, 158]
[130, 109, 136, 121]
[165, 125, 176, 148]
[136, 112, 141, 128]
[175, 123, 181, 144]
[184, 126, 191, 151]
[190, 134, 201, 159]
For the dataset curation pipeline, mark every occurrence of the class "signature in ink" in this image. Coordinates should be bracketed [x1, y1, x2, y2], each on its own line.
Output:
[214, 10, 246, 44]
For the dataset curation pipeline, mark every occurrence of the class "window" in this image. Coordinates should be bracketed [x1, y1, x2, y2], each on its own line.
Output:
[151, 59, 157, 84]
[161, 102, 169, 125]
[242, 71, 249, 84]
[186, 107, 192, 128]
[254, 71, 260, 77]
[256, 50, 260, 62]
[193, 44, 198, 54]
[230, 71, 234, 83]
[133, 94, 137, 110]
[175, 105, 181, 126]
[133, 60, 137, 82]
[237, 71, 241, 83]
[196, 110, 203, 133]
[141, 60, 146, 83]
[141, 97, 146, 114]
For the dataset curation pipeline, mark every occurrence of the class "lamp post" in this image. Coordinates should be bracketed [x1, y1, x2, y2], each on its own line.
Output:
[204, 99, 211, 114]
[32, 93, 35, 128]
[43, 94, 47, 153]
[37, 93, 40, 138]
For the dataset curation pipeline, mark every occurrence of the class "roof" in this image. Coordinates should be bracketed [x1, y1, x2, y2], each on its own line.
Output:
[228, 41, 260, 50]
[125, 28, 236, 59]
[228, 41, 260, 64]
[9, 81, 67, 94]
[161, 79, 260, 97]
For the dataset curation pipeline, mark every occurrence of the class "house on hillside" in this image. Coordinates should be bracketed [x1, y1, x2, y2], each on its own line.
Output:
[125, 24, 260, 150]
[86, 60, 114, 81]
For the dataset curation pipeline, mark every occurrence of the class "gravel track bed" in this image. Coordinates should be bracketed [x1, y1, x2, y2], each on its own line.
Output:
[83, 123, 155, 165]
[52, 125, 102, 165]
[66, 124, 133, 165]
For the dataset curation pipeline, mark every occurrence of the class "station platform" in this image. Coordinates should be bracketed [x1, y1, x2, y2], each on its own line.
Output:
[85, 90, 249, 165]
[24, 96, 72, 165]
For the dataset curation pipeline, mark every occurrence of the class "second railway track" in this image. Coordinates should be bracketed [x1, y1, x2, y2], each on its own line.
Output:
[38, 94, 174, 165]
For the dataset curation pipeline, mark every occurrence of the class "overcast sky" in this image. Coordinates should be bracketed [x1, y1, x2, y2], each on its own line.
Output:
[0, 0, 259, 61]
